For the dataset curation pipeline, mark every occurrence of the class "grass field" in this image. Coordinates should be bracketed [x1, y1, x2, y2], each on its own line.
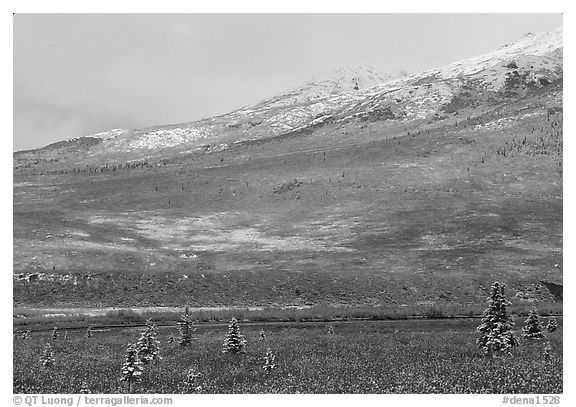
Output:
[13, 318, 562, 394]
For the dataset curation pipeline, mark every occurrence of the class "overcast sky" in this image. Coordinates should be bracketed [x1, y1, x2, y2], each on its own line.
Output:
[13, 13, 562, 151]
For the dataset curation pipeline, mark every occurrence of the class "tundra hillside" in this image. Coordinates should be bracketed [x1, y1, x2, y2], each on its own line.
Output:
[14, 29, 562, 311]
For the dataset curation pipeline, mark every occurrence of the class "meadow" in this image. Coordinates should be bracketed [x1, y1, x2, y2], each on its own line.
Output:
[13, 318, 562, 394]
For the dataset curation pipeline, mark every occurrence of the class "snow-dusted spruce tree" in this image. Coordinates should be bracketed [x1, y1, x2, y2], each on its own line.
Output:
[546, 316, 558, 333]
[222, 317, 247, 354]
[51, 326, 58, 340]
[40, 343, 55, 368]
[79, 379, 91, 394]
[262, 348, 276, 374]
[522, 308, 544, 340]
[136, 319, 161, 364]
[177, 308, 196, 346]
[543, 341, 552, 361]
[120, 343, 144, 385]
[183, 366, 203, 392]
[476, 281, 519, 356]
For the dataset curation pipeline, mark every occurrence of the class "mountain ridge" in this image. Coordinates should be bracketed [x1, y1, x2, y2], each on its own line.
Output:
[15, 27, 562, 169]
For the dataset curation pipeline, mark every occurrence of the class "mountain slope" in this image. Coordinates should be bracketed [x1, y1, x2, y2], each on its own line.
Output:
[15, 28, 562, 170]
[13, 29, 562, 309]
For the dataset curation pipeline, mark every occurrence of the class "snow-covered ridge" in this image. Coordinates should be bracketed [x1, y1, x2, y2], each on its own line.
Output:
[71, 28, 562, 154]
[91, 128, 127, 140]
[105, 126, 211, 152]
[425, 28, 562, 80]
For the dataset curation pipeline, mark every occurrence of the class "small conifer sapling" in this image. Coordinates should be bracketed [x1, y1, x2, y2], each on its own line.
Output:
[177, 308, 196, 346]
[546, 316, 558, 333]
[543, 341, 552, 361]
[263, 348, 276, 374]
[222, 317, 247, 354]
[120, 343, 144, 386]
[522, 308, 544, 340]
[136, 319, 161, 364]
[184, 366, 203, 392]
[40, 343, 55, 368]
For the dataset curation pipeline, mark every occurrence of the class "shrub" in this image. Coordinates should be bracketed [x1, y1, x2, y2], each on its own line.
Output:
[273, 179, 303, 194]
[506, 61, 519, 69]
[105, 309, 145, 325]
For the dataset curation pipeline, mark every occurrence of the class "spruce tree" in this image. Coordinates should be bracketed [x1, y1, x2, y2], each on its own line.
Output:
[263, 348, 276, 374]
[177, 308, 196, 346]
[546, 316, 558, 333]
[477, 281, 519, 355]
[136, 319, 161, 364]
[120, 343, 143, 384]
[40, 343, 55, 368]
[543, 341, 552, 361]
[79, 379, 91, 394]
[222, 317, 247, 354]
[522, 308, 544, 339]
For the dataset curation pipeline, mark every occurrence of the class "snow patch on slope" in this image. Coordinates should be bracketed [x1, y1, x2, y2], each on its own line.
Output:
[91, 129, 126, 140]
[424, 28, 562, 83]
[60, 28, 562, 156]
